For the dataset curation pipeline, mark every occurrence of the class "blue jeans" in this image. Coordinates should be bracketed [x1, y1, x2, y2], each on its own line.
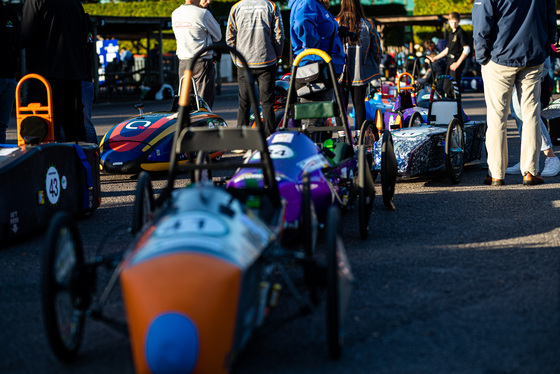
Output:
[82, 81, 97, 144]
[0, 78, 17, 144]
[510, 85, 552, 151]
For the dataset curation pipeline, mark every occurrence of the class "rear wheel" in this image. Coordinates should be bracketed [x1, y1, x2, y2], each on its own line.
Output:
[445, 118, 465, 184]
[381, 130, 397, 210]
[407, 110, 423, 128]
[131, 171, 155, 234]
[302, 172, 316, 259]
[358, 119, 378, 181]
[194, 151, 213, 183]
[357, 146, 375, 240]
[389, 112, 405, 130]
[42, 212, 88, 362]
[326, 206, 342, 359]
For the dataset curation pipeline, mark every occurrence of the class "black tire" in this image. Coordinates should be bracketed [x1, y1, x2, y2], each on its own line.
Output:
[357, 146, 375, 240]
[326, 206, 342, 359]
[41, 212, 88, 362]
[194, 151, 212, 183]
[358, 119, 378, 180]
[407, 110, 423, 128]
[358, 119, 378, 148]
[381, 130, 397, 210]
[302, 171, 315, 259]
[131, 171, 155, 234]
[445, 118, 465, 184]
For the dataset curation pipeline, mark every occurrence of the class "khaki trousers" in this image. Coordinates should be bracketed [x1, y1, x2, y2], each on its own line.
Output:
[481, 61, 543, 178]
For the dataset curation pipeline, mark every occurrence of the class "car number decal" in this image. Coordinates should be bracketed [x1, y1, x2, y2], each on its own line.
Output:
[268, 144, 295, 159]
[45, 165, 60, 205]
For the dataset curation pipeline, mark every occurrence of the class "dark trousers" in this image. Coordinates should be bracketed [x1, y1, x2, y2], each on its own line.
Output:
[28, 77, 85, 142]
[237, 65, 276, 137]
[445, 61, 465, 97]
[342, 84, 368, 131]
[179, 58, 216, 109]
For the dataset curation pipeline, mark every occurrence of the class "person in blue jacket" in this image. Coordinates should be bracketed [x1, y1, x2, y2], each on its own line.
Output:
[289, 0, 345, 75]
[472, 0, 557, 186]
[289, 0, 345, 135]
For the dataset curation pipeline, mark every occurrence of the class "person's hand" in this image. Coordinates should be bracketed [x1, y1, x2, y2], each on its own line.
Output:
[450, 61, 458, 71]
[425, 55, 434, 63]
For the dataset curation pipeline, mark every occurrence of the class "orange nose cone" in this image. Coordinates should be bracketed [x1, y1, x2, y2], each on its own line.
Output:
[121, 252, 242, 374]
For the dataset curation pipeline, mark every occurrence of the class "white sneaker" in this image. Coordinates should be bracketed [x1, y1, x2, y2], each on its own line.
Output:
[505, 161, 521, 175]
[541, 156, 560, 177]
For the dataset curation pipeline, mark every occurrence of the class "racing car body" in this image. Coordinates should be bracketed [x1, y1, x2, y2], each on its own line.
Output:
[373, 75, 486, 183]
[228, 131, 354, 228]
[99, 87, 227, 174]
[0, 74, 100, 244]
[41, 46, 354, 374]
[121, 184, 279, 374]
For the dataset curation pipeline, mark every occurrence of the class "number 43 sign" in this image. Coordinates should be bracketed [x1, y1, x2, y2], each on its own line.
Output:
[45, 165, 62, 205]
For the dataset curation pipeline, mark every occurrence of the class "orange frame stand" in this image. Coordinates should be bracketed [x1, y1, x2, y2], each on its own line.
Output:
[15, 73, 55, 146]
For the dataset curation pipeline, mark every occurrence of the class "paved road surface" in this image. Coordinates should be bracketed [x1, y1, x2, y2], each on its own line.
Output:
[1, 85, 559, 374]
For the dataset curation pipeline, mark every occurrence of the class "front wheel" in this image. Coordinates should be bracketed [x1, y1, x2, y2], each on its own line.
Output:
[358, 146, 375, 240]
[445, 118, 465, 184]
[42, 212, 89, 362]
[131, 171, 155, 234]
[407, 110, 424, 128]
[326, 206, 342, 359]
[381, 130, 397, 210]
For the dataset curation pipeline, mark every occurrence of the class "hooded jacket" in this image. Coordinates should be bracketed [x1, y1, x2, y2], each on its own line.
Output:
[226, 0, 285, 68]
[288, 0, 345, 74]
[472, 0, 557, 67]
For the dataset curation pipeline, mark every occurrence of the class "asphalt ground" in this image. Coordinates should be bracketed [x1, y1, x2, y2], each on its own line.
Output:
[1, 83, 560, 374]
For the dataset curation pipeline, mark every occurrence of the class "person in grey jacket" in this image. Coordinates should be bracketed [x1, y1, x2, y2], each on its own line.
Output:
[472, 0, 557, 186]
[226, 0, 285, 136]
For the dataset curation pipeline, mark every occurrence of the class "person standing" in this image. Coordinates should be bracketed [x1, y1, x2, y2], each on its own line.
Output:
[83, 13, 97, 144]
[473, 0, 557, 186]
[289, 0, 345, 135]
[21, 0, 88, 143]
[427, 12, 471, 95]
[226, 0, 284, 137]
[0, 2, 20, 144]
[172, 0, 221, 108]
[506, 81, 560, 177]
[335, 0, 381, 132]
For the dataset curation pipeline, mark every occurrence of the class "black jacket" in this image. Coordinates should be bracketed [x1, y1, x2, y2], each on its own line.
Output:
[21, 0, 87, 81]
[0, 4, 20, 79]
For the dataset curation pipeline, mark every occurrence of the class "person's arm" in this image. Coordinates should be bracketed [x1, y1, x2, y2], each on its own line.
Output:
[546, 0, 557, 54]
[225, 6, 237, 48]
[206, 11, 222, 43]
[427, 47, 448, 63]
[368, 19, 382, 65]
[272, 2, 285, 60]
[472, 0, 493, 65]
[20, 0, 39, 47]
[292, 2, 321, 50]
